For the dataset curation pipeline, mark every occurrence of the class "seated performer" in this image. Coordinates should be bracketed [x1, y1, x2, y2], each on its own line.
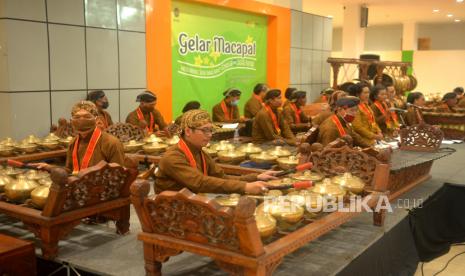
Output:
[317, 97, 371, 147]
[212, 88, 244, 123]
[244, 83, 268, 119]
[454, 86, 464, 99]
[370, 85, 399, 136]
[405, 92, 426, 126]
[313, 87, 334, 103]
[33, 101, 125, 173]
[174, 101, 201, 126]
[312, 90, 347, 126]
[86, 90, 113, 129]
[352, 83, 383, 146]
[283, 87, 297, 109]
[456, 87, 465, 108]
[283, 90, 311, 130]
[386, 83, 406, 109]
[155, 110, 278, 194]
[436, 92, 458, 113]
[252, 89, 296, 146]
[126, 91, 170, 136]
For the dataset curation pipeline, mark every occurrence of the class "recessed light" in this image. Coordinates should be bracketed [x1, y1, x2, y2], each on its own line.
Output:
[447, 14, 454, 17]
[433, 9, 439, 13]
[327, 15, 334, 18]
[455, 19, 461, 22]
[457, 0, 464, 3]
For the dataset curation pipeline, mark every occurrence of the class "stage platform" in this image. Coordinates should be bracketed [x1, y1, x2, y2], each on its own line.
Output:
[1, 144, 464, 275]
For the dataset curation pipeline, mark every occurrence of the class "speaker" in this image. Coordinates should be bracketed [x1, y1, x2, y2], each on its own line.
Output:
[360, 6, 369, 28]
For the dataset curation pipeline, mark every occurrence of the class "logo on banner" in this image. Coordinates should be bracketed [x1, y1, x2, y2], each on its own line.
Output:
[176, 32, 258, 79]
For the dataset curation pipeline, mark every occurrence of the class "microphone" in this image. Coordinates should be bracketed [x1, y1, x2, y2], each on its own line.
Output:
[388, 107, 407, 113]
[275, 162, 313, 177]
[269, 180, 313, 190]
[406, 102, 423, 109]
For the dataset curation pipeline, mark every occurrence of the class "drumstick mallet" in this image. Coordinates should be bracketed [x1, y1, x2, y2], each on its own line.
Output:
[5, 159, 46, 171]
[269, 180, 313, 190]
[275, 162, 313, 177]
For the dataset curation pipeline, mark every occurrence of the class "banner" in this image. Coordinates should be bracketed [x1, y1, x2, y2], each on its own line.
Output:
[171, 0, 268, 118]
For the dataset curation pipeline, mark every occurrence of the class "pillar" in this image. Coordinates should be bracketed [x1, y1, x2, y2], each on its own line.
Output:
[342, 4, 366, 58]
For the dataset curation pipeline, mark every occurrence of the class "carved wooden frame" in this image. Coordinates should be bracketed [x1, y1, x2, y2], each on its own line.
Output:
[309, 145, 381, 188]
[0, 161, 137, 260]
[399, 123, 443, 152]
[422, 112, 465, 140]
[106, 123, 145, 142]
[131, 144, 391, 276]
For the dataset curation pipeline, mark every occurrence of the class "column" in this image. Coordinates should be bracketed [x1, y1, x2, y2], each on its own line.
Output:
[402, 21, 418, 51]
[342, 4, 366, 58]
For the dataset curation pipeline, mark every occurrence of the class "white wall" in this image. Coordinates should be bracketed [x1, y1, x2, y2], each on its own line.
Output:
[0, 0, 147, 140]
[418, 23, 465, 50]
[364, 25, 402, 51]
[332, 25, 402, 53]
[413, 50, 465, 95]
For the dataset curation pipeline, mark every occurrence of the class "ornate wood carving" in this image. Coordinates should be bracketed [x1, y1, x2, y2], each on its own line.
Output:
[310, 146, 380, 186]
[151, 244, 182, 263]
[145, 189, 241, 251]
[422, 112, 465, 140]
[264, 258, 284, 276]
[400, 123, 443, 152]
[62, 161, 135, 212]
[0, 158, 136, 260]
[23, 220, 81, 260]
[52, 118, 76, 138]
[106, 123, 145, 142]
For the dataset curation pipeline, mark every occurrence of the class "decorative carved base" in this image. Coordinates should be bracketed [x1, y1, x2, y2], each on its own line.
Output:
[143, 243, 182, 276]
[115, 205, 130, 234]
[24, 220, 81, 260]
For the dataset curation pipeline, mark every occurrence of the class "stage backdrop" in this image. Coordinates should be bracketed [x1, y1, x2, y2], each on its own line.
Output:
[171, 0, 268, 118]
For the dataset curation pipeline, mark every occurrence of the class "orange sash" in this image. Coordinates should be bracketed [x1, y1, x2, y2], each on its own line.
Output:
[359, 103, 375, 124]
[265, 104, 281, 135]
[389, 103, 399, 127]
[72, 127, 102, 174]
[331, 115, 346, 136]
[178, 138, 207, 176]
[290, 103, 302, 124]
[254, 94, 264, 105]
[220, 100, 233, 121]
[390, 109, 399, 126]
[136, 107, 154, 133]
[374, 101, 392, 126]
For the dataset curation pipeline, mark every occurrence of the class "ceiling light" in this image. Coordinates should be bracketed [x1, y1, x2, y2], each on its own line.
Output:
[455, 19, 461, 22]
[433, 9, 439, 13]
[447, 14, 454, 17]
[327, 15, 333, 18]
[457, 0, 464, 3]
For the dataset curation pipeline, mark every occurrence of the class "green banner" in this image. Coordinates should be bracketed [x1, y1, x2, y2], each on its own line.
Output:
[171, 0, 268, 118]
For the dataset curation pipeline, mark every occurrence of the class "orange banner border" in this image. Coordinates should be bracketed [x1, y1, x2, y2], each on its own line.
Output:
[145, 0, 290, 121]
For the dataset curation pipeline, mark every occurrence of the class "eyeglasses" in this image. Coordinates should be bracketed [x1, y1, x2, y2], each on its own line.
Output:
[192, 127, 215, 135]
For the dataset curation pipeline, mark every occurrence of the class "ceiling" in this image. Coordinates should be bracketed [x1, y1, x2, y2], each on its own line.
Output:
[301, 0, 465, 27]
